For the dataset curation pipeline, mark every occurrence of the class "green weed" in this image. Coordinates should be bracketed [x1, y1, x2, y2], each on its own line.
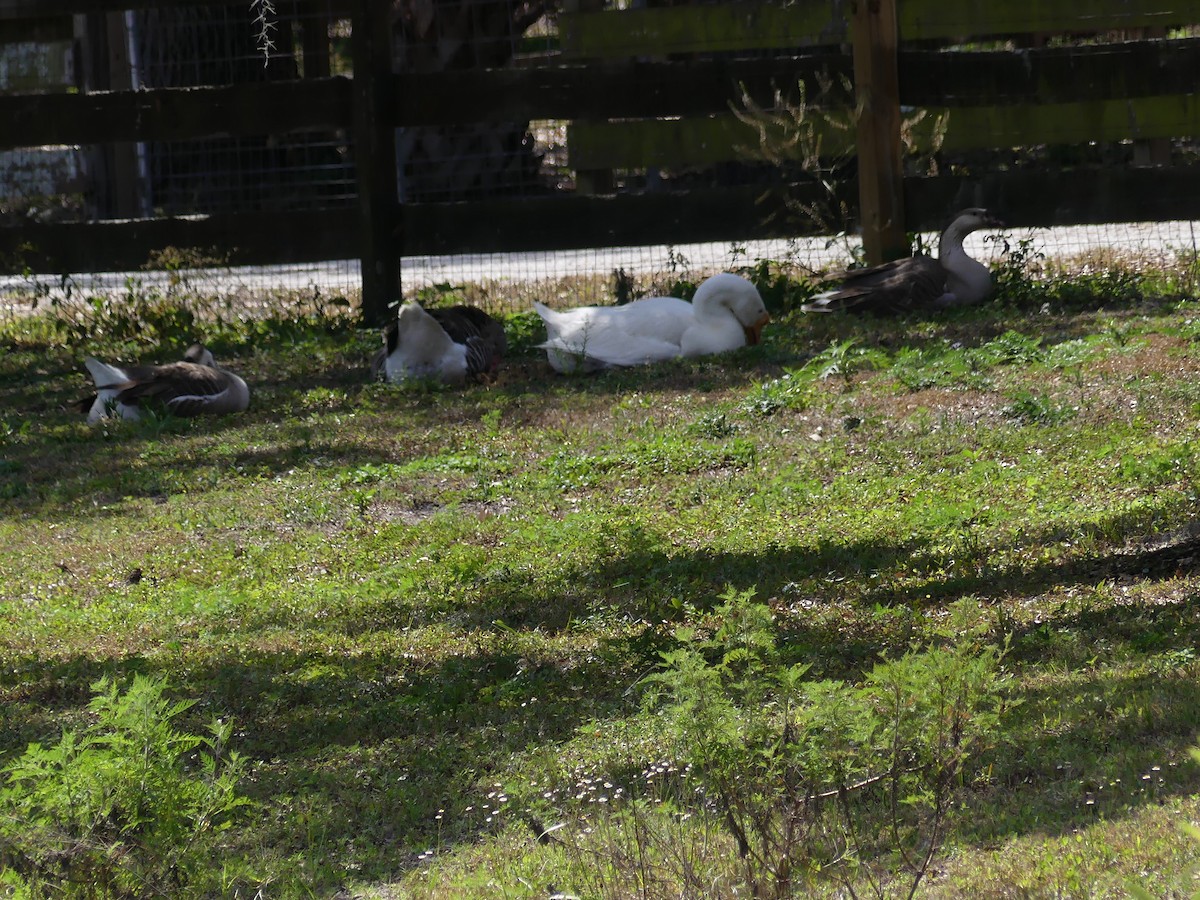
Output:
[0, 675, 252, 899]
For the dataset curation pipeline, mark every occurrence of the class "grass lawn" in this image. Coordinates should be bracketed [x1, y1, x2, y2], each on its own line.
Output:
[2, 250, 1200, 898]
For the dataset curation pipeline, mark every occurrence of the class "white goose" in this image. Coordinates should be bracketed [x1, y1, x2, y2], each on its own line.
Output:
[82, 343, 250, 423]
[378, 301, 500, 385]
[535, 273, 770, 374]
[801, 208, 1004, 314]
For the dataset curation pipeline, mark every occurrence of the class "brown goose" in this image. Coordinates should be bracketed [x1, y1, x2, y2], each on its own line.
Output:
[802, 208, 1004, 314]
[372, 302, 506, 384]
[82, 343, 250, 423]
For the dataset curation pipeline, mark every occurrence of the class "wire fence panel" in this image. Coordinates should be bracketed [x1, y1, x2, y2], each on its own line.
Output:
[2, 1, 1200, 311]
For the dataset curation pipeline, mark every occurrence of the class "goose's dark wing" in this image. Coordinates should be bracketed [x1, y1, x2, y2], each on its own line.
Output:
[463, 336, 496, 380]
[429, 306, 507, 359]
[802, 255, 946, 314]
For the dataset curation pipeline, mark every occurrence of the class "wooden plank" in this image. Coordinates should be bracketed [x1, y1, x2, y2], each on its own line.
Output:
[351, 0, 399, 325]
[400, 185, 822, 255]
[0, 187, 820, 272]
[394, 38, 1200, 126]
[8, 168, 1200, 273]
[3, 39, 1194, 143]
[560, 1, 848, 59]
[567, 115, 852, 170]
[0, 15, 72, 42]
[0, 78, 354, 151]
[1, 0, 164, 16]
[0, 0, 355, 18]
[396, 54, 851, 125]
[899, 0, 1200, 41]
[898, 39, 1200, 107]
[0, 208, 361, 274]
[851, 0, 905, 265]
[928, 94, 1200, 152]
[904, 167, 1200, 230]
[568, 94, 1200, 169]
[557, 0, 1200, 59]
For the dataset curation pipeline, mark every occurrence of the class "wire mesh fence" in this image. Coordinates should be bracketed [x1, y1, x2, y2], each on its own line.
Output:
[4, 221, 1199, 326]
[2, 2, 1200, 313]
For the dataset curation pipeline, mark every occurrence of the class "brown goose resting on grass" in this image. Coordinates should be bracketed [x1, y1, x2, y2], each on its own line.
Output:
[81, 343, 250, 423]
[802, 208, 1004, 314]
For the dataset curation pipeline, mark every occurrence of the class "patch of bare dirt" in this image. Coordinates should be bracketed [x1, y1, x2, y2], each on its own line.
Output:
[864, 387, 1004, 425]
[369, 498, 514, 524]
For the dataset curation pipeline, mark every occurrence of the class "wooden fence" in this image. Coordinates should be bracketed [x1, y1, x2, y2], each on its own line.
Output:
[2, 0, 1200, 323]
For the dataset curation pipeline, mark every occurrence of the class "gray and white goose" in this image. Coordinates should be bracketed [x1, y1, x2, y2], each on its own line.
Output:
[373, 301, 505, 385]
[81, 343, 250, 423]
[802, 208, 1004, 314]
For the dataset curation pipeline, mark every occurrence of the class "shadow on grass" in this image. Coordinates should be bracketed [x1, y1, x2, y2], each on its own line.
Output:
[0, 637, 634, 893]
[2, 531, 1198, 893]
[964, 661, 1200, 845]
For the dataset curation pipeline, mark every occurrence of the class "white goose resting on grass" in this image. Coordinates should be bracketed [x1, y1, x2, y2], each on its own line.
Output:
[81, 343, 250, 423]
[801, 208, 1004, 314]
[534, 272, 770, 374]
[374, 301, 505, 385]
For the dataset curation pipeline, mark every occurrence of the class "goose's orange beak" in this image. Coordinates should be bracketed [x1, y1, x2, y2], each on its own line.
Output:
[744, 313, 770, 346]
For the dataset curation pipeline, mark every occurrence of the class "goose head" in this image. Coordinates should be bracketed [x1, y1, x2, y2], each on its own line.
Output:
[183, 343, 216, 367]
[692, 273, 770, 346]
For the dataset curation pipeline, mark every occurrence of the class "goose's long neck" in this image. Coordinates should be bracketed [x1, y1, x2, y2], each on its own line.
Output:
[938, 219, 974, 262]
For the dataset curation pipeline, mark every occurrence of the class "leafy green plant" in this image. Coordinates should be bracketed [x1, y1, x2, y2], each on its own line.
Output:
[992, 236, 1051, 308]
[626, 589, 1008, 899]
[1055, 266, 1144, 309]
[969, 330, 1044, 368]
[0, 675, 251, 899]
[501, 309, 545, 357]
[809, 337, 887, 385]
[743, 368, 814, 416]
[891, 342, 981, 392]
[1003, 390, 1075, 425]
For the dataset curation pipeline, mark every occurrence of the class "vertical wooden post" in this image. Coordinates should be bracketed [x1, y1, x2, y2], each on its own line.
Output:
[352, 0, 400, 326]
[1133, 26, 1171, 167]
[850, 0, 906, 265]
[75, 12, 142, 219]
[300, 7, 332, 80]
[563, 0, 614, 196]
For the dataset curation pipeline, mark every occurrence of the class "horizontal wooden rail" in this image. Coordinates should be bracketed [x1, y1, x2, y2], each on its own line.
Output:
[904, 167, 1200, 231]
[0, 0, 353, 18]
[0, 186, 815, 273]
[5, 37, 1193, 149]
[902, 39, 1200, 106]
[560, 0, 1200, 59]
[1, 208, 361, 275]
[561, 1, 848, 57]
[6, 167, 1200, 275]
[569, 93, 1200, 170]
[0, 0, 181, 15]
[0, 14, 72, 42]
[396, 55, 851, 125]
[899, 0, 1200, 41]
[0, 78, 353, 151]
